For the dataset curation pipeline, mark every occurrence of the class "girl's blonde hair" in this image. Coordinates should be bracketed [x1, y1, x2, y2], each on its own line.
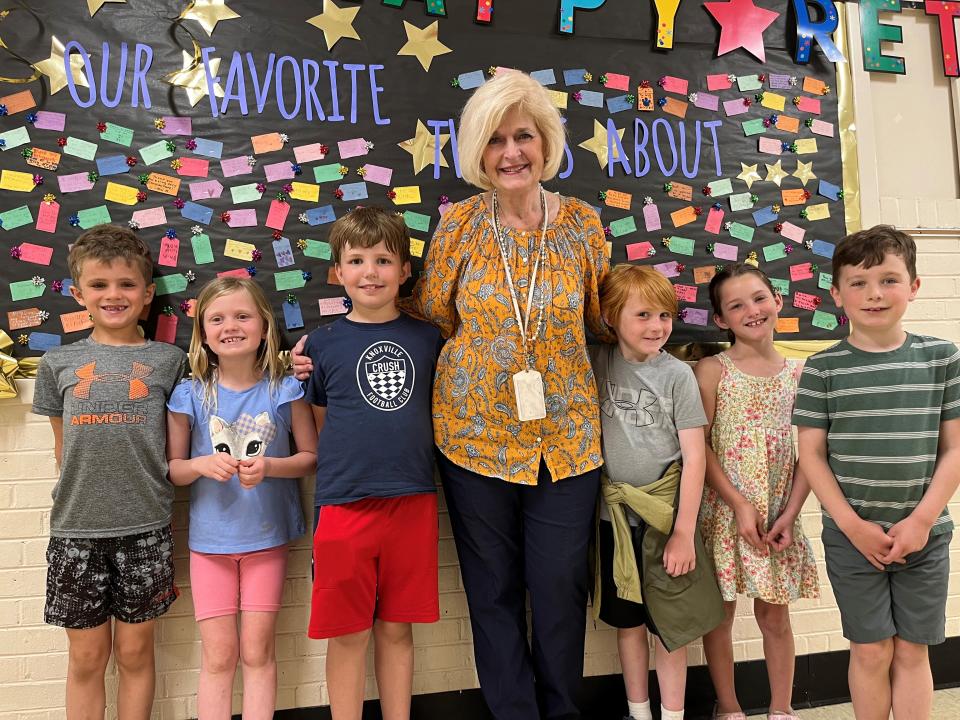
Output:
[599, 264, 679, 330]
[188, 277, 285, 411]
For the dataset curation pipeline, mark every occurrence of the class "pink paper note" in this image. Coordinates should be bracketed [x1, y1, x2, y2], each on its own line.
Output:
[36, 201, 60, 233]
[705, 207, 724, 234]
[674, 284, 697, 303]
[707, 74, 733, 91]
[793, 291, 821, 311]
[642, 203, 661, 231]
[810, 119, 834, 137]
[723, 98, 749, 117]
[779, 221, 806, 243]
[680, 307, 709, 326]
[660, 76, 688, 95]
[338, 138, 369, 159]
[758, 137, 783, 155]
[33, 111, 66, 131]
[176, 158, 209, 177]
[790, 263, 814, 281]
[17, 242, 53, 265]
[713, 242, 739, 261]
[226, 209, 257, 228]
[221, 155, 254, 177]
[603, 73, 630, 91]
[217, 268, 251, 278]
[189, 179, 223, 200]
[264, 161, 295, 182]
[58, 172, 95, 193]
[293, 143, 328, 163]
[653, 261, 681, 278]
[161, 117, 192, 135]
[154, 313, 177, 343]
[693, 92, 719, 111]
[625, 241, 654, 261]
[265, 200, 290, 230]
[318, 297, 350, 316]
[158, 237, 179, 267]
[131, 206, 167, 228]
[362, 164, 393, 186]
[795, 97, 821, 114]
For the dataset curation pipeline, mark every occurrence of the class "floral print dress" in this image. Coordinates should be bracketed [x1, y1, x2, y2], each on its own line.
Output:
[699, 353, 819, 603]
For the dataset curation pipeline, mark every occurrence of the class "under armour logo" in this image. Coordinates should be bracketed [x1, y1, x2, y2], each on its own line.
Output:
[600, 381, 659, 427]
[73, 361, 153, 400]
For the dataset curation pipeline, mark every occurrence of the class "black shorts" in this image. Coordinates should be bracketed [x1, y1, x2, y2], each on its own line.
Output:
[597, 519, 651, 631]
[45, 526, 178, 629]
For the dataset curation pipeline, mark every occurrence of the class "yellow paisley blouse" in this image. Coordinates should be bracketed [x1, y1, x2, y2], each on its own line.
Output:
[402, 193, 611, 485]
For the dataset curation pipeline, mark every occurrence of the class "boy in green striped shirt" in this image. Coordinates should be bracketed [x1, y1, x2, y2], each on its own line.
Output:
[794, 226, 960, 720]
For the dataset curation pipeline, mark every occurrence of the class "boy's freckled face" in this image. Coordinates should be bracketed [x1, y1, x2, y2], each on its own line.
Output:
[830, 253, 920, 334]
[70, 258, 154, 333]
[335, 241, 410, 319]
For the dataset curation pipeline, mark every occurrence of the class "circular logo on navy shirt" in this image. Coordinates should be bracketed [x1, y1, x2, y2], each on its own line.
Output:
[356, 341, 415, 411]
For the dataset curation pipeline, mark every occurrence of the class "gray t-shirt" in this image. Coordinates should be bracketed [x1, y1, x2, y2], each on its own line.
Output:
[591, 344, 707, 523]
[32, 338, 188, 538]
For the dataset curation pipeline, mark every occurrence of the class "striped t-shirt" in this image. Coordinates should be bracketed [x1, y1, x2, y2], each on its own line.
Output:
[793, 334, 960, 536]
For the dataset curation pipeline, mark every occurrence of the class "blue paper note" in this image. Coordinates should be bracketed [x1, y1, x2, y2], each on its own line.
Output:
[606, 95, 633, 113]
[339, 182, 368, 201]
[96, 155, 130, 176]
[752, 206, 779, 226]
[305, 205, 336, 225]
[28, 332, 61, 351]
[563, 68, 588, 86]
[60, 279, 74, 296]
[273, 237, 295, 268]
[576, 90, 604, 108]
[818, 179, 841, 201]
[282, 300, 304, 330]
[181, 201, 213, 224]
[812, 239, 836, 258]
[531, 69, 557, 86]
[191, 138, 223, 159]
[457, 70, 485, 90]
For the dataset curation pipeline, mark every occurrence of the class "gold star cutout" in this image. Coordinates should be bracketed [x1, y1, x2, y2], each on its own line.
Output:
[578, 120, 625, 170]
[164, 50, 225, 107]
[398, 120, 449, 175]
[180, 0, 240, 37]
[32, 36, 90, 96]
[87, 0, 126, 15]
[306, 0, 361, 50]
[792, 160, 817, 186]
[764, 160, 789, 187]
[737, 162, 762, 189]
[397, 20, 452, 72]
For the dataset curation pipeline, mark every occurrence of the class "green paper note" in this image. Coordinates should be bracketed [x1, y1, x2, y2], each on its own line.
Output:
[314, 164, 344, 183]
[303, 239, 332, 259]
[818, 272, 833, 290]
[0, 127, 31, 151]
[763, 243, 787, 262]
[153, 274, 188, 295]
[10, 279, 45, 301]
[231, 183, 263, 204]
[729, 192, 754, 212]
[741, 118, 766, 136]
[707, 178, 733, 197]
[403, 211, 431, 233]
[812, 309, 838, 330]
[274, 270, 307, 291]
[668, 236, 695, 256]
[63, 136, 98, 161]
[77, 205, 112, 229]
[737, 74, 762, 91]
[140, 140, 174, 166]
[769, 278, 790, 296]
[608, 216, 637, 237]
[0, 204, 34, 230]
[191, 234, 214, 264]
[100, 123, 134, 147]
[728, 222, 755, 243]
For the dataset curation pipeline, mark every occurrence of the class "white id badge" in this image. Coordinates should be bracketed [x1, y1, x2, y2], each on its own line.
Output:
[513, 369, 547, 421]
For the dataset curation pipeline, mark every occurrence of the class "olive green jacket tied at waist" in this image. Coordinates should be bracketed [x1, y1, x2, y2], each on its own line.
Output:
[594, 461, 724, 652]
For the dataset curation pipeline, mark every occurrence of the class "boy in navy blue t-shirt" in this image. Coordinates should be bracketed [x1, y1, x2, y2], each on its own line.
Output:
[301, 207, 440, 718]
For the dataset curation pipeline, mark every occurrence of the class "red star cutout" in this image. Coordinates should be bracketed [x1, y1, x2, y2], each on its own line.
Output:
[704, 0, 780, 63]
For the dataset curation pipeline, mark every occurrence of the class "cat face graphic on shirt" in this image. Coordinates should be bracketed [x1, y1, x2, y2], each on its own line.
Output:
[208, 412, 276, 460]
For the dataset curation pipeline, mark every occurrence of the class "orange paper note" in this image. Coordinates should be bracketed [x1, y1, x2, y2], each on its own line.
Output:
[0, 89, 36, 115]
[661, 97, 688, 119]
[25, 148, 61, 171]
[670, 206, 697, 227]
[693, 266, 717, 284]
[667, 182, 693, 202]
[781, 189, 808, 206]
[61, 309, 95, 333]
[250, 132, 284, 154]
[146, 173, 181, 196]
[604, 189, 632, 210]
[7, 308, 43, 330]
[803, 77, 827, 95]
[775, 115, 800, 133]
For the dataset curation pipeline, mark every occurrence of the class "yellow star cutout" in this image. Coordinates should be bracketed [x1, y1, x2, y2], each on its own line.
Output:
[180, 0, 240, 37]
[764, 160, 790, 187]
[398, 120, 449, 175]
[578, 119, 625, 170]
[306, 0, 361, 51]
[164, 50, 225, 107]
[792, 160, 817, 187]
[32, 36, 90, 96]
[737, 162, 762, 189]
[87, 0, 126, 16]
[397, 20, 452, 72]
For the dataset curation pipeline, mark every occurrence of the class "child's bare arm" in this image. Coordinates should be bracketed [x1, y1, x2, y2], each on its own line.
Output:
[311, 405, 327, 437]
[663, 425, 705, 577]
[49, 417, 63, 468]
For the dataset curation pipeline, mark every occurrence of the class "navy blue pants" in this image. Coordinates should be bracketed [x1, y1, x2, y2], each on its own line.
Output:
[437, 453, 600, 720]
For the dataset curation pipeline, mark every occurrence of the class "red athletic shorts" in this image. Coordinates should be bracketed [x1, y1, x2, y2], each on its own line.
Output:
[309, 493, 439, 639]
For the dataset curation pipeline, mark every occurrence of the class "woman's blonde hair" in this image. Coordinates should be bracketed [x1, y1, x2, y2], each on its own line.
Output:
[188, 277, 285, 411]
[458, 70, 566, 190]
[600, 264, 679, 330]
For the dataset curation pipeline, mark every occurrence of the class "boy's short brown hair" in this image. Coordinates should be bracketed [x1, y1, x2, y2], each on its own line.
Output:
[67, 224, 153, 284]
[328, 207, 411, 266]
[600, 264, 678, 329]
[832, 224, 917, 285]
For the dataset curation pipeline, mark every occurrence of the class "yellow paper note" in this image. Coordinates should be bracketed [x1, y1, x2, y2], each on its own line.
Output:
[104, 182, 140, 206]
[289, 182, 320, 202]
[392, 186, 422, 205]
[0, 169, 35, 192]
[795, 138, 819, 155]
[224, 239, 258, 261]
[805, 203, 831, 221]
[548, 89, 568, 109]
[409, 237, 425, 258]
[761, 92, 786, 111]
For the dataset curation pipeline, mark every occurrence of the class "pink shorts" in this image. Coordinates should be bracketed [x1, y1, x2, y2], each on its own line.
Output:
[309, 493, 439, 639]
[189, 544, 289, 621]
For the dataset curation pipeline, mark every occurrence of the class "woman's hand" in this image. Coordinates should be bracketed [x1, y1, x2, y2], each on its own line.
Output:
[663, 529, 696, 577]
[238, 457, 268, 489]
[291, 335, 313, 381]
[733, 500, 768, 553]
[191, 453, 239, 482]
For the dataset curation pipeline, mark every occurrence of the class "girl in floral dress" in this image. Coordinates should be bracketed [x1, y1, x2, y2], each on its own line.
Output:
[693, 264, 819, 720]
